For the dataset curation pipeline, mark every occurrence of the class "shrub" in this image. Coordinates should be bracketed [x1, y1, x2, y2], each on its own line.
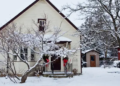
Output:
[72, 69, 77, 75]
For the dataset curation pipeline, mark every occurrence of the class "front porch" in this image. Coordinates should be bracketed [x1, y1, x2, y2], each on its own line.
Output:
[42, 37, 73, 77]
[43, 57, 73, 77]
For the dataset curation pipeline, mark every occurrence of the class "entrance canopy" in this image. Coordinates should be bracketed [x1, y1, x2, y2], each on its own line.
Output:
[44, 34, 72, 43]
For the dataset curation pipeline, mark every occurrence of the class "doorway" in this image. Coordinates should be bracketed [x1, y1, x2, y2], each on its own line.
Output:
[51, 55, 61, 70]
[90, 55, 96, 67]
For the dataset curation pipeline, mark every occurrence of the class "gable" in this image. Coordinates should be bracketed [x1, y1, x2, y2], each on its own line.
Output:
[0, 0, 80, 48]
[0, 0, 78, 31]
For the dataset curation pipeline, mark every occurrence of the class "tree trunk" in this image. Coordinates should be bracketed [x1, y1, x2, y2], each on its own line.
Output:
[20, 58, 43, 83]
[20, 65, 38, 83]
[103, 47, 107, 68]
[21, 54, 44, 83]
[116, 36, 120, 47]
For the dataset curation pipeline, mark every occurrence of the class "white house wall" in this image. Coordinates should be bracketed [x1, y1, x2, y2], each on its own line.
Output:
[0, 0, 81, 74]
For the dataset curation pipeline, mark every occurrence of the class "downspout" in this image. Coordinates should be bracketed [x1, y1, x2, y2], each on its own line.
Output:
[80, 35, 82, 74]
[7, 47, 10, 76]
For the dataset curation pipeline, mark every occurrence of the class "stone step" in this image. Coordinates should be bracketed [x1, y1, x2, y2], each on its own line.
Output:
[43, 72, 73, 75]
[43, 72, 73, 78]
[49, 74, 68, 78]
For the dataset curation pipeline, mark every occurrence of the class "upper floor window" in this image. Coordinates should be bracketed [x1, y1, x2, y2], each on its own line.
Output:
[38, 19, 46, 32]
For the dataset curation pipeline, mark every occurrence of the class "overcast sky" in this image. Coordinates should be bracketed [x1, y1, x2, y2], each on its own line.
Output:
[0, 0, 86, 27]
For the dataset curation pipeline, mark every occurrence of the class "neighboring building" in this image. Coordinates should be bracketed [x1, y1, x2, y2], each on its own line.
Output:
[0, 0, 81, 75]
[82, 50, 99, 67]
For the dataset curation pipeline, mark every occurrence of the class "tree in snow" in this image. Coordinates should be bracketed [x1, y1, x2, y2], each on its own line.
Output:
[63, 0, 120, 48]
[0, 20, 79, 83]
[0, 25, 21, 82]
[63, 0, 120, 65]
[80, 26, 116, 67]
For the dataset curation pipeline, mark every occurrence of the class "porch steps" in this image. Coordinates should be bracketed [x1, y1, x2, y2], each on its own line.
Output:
[43, 72, 73, 78]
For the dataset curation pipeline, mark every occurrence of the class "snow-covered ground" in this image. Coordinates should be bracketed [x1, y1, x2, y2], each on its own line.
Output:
[0, 67, 120, 86]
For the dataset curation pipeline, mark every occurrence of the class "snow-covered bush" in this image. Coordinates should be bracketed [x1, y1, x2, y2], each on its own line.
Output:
[0, 68, 6, 77]
[113, 60, 120, 68]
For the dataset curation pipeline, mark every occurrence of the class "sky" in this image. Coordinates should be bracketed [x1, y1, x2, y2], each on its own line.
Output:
[0, 0, 86, 28]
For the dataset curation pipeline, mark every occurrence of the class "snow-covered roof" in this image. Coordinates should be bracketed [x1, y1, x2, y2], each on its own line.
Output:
[82, 49, 98, 54]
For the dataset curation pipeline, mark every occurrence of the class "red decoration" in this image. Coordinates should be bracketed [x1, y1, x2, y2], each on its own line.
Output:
[63, 59, 68, 66]
[46, 59, 49, 67]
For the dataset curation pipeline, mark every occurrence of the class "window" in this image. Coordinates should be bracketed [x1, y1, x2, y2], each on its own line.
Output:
[38, 19, 46, 32]
[20, 48, 28, 60]
[13, 49, 17, 61]
[43, 54, 49, 62]
[91, 55, 95, 61]
[66, 42, 71, 49]
[13, 55, 17, 61]
[31, 48, 35, 61]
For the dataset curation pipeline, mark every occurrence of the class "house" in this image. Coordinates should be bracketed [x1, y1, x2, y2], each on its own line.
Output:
[0, 0, 81, 76]
[82, 50, 99, 67]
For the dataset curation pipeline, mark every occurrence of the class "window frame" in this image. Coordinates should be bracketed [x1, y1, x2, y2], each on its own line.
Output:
[13, 49, 17, 61]
[31, 48, 35, 61]
[20, 47, 28, 60]
[38, 19, 46, 32]
[90, 55, 95, 61]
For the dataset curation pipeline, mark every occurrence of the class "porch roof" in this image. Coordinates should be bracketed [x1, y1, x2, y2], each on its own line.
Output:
[44, 34, 72, 42]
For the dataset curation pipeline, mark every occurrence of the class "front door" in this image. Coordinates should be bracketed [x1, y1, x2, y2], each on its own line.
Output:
[51, 56, 61, 70]
[90, 55, 96, 67]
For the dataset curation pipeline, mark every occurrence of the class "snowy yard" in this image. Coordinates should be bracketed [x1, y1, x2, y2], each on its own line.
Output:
[0, 67, 120, 86]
